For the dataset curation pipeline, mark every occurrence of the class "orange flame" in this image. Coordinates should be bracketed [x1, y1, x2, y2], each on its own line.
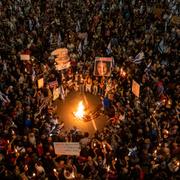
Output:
[74, 101, 85, 119]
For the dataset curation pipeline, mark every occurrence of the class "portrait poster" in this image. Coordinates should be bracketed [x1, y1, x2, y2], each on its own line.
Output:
[93, 57, 113, 76]
[38, 78, 44, 89]
[132, 80, 140, 97]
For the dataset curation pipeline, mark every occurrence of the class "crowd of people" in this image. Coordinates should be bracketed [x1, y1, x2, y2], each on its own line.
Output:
[0, 0, 180, 179]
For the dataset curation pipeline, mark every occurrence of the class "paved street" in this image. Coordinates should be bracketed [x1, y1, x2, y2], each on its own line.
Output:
[54, 91, 108, 136]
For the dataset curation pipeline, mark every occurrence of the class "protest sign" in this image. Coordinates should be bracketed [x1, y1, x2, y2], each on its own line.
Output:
[132, 80, 140, 97]
[51, 48, 71, 70]
[51, 48, 69, 62]
[53, 142, 81, 156]
[38, 78, 44, 89]
[20, 54, 30, 61]
[53, 88, 60, 101]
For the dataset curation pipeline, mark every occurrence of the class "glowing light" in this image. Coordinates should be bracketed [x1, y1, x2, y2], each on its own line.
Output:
[122, 71, 126, 77]
[33, 173, 36, 177]
[167, 99, 172, 106]
[74, 101, 85, 119]
[107, 165, 110, 172]
[53, 169, 57, 172]
[177, 161, 180, 167]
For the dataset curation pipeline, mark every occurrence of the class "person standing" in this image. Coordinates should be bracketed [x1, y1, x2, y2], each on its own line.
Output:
[92, 77, 98, 95]
[103, 96, 111, 115]
[85, 76, 92, 93]
[79, 74, 85, 94]
[99, 77, 105, 96]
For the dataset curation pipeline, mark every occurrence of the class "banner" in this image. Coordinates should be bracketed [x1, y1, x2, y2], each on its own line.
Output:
[53, 142, 81, 156]
[93, 57, 113, 76]
[38, 78, 44, 89]
[20, 54, 30, 61]
[53, 88, 60, 101]
[49, 80, 58, 89]
[132, 80, 140, 97]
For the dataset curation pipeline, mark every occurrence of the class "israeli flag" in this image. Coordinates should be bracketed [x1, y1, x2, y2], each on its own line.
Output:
[106, 40, 112, 55]
[57, 32, 62, 46]
[158, 39, 168, 54]
[132, 51, 144, 64]
[0, 91, 10, 105]
[78, 41, 82, 56]
[76, 20, 81, 32]
[144, 62, 152, 76]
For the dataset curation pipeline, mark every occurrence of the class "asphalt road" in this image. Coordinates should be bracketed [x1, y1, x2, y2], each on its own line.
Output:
[54, 91, 108, 136]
